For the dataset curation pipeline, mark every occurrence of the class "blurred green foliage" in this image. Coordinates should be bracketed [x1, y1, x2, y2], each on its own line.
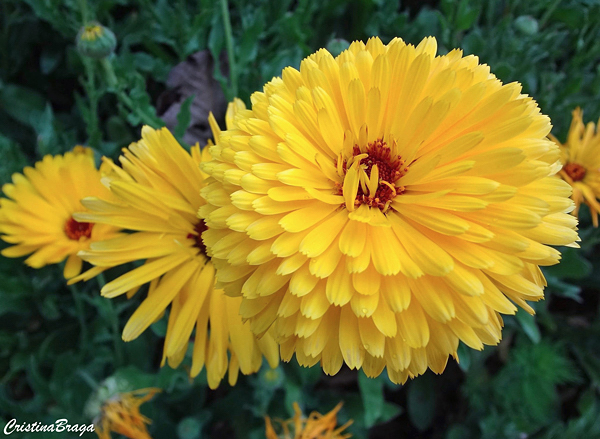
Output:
[1, 0, 600, 438]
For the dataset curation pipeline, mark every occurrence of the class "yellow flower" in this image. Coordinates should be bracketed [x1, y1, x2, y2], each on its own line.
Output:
[265, 402, 351, 439]
[550, 107, 600, 226]
[94, 388, 160, 439]
[0, 147, 120, 279]
[199, 37, 579, 383]
[73, 127, 279, 389]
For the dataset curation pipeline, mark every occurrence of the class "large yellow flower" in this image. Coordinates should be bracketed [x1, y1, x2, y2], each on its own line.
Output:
[73, 127, 279, 389]
[199, 37, 579, 383]
[550, 107, 600, 226]
[0, 147, 120, 279]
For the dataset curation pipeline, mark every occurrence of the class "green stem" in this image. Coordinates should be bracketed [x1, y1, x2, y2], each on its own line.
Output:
[220, 0, 238, 99]
[78, 370, 99, 390]
[79, 0, 90, 24]
[83, 58, 101, 148]
[100, 58, 164, 129]
[68, 281, 89, 349]
[0, 3, 10, 81]
[539, 0, 562, 29]
[109, 300, 125, 367]
[96, 272, 125, 367]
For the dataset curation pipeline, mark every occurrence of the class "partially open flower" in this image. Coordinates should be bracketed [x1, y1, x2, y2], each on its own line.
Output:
[550, 107, 600, 226]
[200, 37, 579, 383]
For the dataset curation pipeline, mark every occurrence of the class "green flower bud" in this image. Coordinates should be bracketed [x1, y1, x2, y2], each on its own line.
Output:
[514, 15, 539, 36]
[76, 22, 117, 59]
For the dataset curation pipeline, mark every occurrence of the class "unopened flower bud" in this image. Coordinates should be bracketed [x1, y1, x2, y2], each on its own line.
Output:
[76, 22, 117, 59]
[514, 15, 539, 35]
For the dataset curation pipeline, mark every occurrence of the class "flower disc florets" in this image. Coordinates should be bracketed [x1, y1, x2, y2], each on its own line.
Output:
[337, 138, 409, 212]
[200, 37, 579, 383]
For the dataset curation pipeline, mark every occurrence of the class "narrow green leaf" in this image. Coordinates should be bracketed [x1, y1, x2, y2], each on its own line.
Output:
[358, 372, 384, 428]
[174, 95, 195, 139]
[515, 308, 541, 344]
[407, 373, 436, 431]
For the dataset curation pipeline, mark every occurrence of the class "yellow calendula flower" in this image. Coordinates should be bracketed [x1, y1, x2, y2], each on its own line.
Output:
[199, 36, 579, 383]
[73, 127, 279, 389]
[0, 147, 120, 279]
[265, 402, 351, 439]
[550, 107, 600, 226]
[94, 388, 160, 439]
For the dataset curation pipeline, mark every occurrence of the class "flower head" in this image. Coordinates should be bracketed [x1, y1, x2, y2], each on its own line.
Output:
[74, 127, 279, 388]
[0, 147, 120, 279]
[200, 37, 579, 383]
[550, 107, 600, 226]
[265, 402, 351, 439]
[94, 388, 160, 439]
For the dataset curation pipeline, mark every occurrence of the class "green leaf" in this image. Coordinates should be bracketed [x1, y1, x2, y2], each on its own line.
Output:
[545, 274, 582, 302]
[446, 424, 472, 439]
[407, 373, 436, 431]
[543, 247, 592, 280]
[177, 416, 203, 439]
[39, 295, 61, 320]
[150, 316, 168, 337]
[0, 83, 47, 127]
[457, 342, 472, 372]
[174, 95, 194, 139]
[284, 381, 303, 417]
[455, 0, 480, 31]
[515, 308, 541, 344]
[358, 372, 384, 428]
[33, 103, 57, 156]
[571, 346, 600, 388]
[380, 401, 402, 424]
[208, 12, 229, 100]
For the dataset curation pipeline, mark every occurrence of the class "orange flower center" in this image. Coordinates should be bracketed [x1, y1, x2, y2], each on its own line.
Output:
[351, 139, 409, 210]
[187, 220, 208, 256]
[564, 162, 586, 182]
[64, 217, 94, 240]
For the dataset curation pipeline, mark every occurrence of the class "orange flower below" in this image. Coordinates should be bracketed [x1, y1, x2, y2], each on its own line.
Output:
[94, 388, 160, 439]
[265, 402, 352, 439]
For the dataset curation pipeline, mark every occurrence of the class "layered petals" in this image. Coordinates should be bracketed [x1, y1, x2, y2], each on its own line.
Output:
[200, 37, 579, 383]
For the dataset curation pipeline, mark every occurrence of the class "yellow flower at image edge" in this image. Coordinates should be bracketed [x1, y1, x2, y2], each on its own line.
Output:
[550, 107, 600, 226]
[73, 127, 279, 389]
[0, 147, 120, 278]
[94, 388, 160, 439]
[265, 402, 351, 439]
[200, 36, 579, 384]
